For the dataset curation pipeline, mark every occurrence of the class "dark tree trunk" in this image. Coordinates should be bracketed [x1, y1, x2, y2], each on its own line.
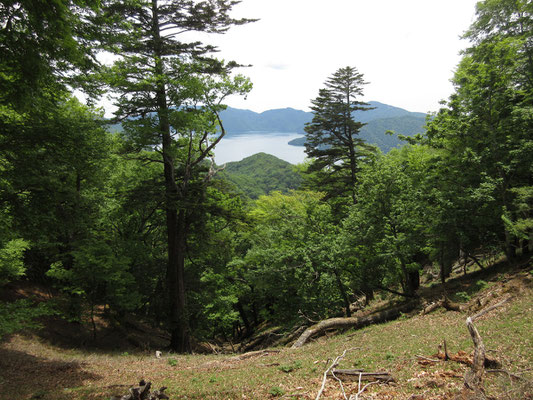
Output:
[363, 286, 374, 305]
[407, 270, 420, 293]
[505, 238, 517, 260]
[333, 268, 351, 317]
[439, 248, 452, 284]
[235, 300, 251, 338]
[151, 0, 190, 353]
[168, 210, 191, 352]
[348, 141, 357, 205]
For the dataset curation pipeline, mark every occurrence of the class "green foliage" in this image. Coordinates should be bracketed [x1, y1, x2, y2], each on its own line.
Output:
[0, 0, 99, 109]
[95, 0, 253, 351]
[168, 359, 178, 367]
[339, 146, 432, 296]
[278, 361, 302, 373]
[0, 238, 29, 286]
[269, 386, 285, 397]
[304, 66, 376, 207]
[454, 292, 471, 303]
[1, 0, 531, 351]
[0, 299, 55, 339]
[219, 153, 302, 199]
[46, 238, 139, 318]
[424, 0, 533, 260]
[231, 190, 343, 324]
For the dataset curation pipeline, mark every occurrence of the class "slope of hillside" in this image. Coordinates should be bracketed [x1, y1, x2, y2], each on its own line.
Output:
[288, 114, 427, 152]
[359, 114, 427, 152]
[218, 152, 302, 199]
[219, 107, 312, 134]
[2, 257, 531, 400]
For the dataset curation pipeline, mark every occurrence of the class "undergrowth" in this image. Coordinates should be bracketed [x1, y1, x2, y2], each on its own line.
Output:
[0, 261, 531, 400]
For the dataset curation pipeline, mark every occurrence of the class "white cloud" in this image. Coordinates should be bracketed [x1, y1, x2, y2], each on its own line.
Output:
[208, 0, 479, 113]
[88, 0, 479, 116]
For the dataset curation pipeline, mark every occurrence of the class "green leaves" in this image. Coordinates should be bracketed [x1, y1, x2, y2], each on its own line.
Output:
[0, 238, 30, 286]
[304, 66, 375, 208]
[424, 0, 533, 259]
[232, 191, 341, 323]
[338, 146, 432, 295]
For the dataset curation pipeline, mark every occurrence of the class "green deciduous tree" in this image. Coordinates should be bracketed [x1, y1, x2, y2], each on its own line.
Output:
[0, 0, 99, 109]
[231, 191, 345, 325]
[339, 146, 432, 297]
[425, 0, 533, 259]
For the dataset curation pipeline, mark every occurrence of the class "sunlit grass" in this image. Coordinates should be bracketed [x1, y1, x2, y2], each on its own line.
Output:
[1, 267, 531, 400]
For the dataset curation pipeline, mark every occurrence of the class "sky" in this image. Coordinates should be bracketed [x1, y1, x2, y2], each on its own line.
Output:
[193, 0, 480, 114]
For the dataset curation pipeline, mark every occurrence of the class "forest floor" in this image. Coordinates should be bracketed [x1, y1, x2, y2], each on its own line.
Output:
[1, 257, 532, 400]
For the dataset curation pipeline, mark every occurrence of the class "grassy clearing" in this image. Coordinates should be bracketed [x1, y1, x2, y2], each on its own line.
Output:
[1, 267, 532, 399]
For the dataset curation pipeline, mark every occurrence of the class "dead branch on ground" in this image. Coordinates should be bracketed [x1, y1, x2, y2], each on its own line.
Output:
[110, 380, 169, 400]
[227, 349, 280, 362]
[463, 296, 512, 395]
[329, 370, 395, 383]
[315, 348, 353, 400]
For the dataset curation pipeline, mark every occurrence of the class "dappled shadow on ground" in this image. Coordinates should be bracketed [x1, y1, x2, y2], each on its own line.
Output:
[0, 346, 101, 400]
[417, 253, 533, 302]
[1, 281, 170, 354]
[35, 314, 170, 354]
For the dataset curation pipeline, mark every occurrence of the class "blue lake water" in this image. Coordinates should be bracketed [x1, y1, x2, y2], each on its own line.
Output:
[214, 132, 307, 165]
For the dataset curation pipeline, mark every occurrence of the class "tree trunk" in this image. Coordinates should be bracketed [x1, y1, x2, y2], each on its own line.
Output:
[235, 300, 251, 338]
[168, 209, 191, 352]
[151, 0, 190, 353]
[333, 268, 351, 317]
[407, 270, 420, 293]
[291, 300, 418, 348]
[399, 258, 418, 296]
[362, 286, 374, 305]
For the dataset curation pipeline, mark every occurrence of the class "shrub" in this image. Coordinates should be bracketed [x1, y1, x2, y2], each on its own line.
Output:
[269, 386, 285, 396]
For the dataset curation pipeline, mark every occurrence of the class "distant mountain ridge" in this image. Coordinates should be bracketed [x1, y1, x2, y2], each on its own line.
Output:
[107, 102, 428, 153]
[219, 101, 426, 135]
[220, 101, 428, 152]
[287, 114, 427, 153]
[219, 107, 312, 134]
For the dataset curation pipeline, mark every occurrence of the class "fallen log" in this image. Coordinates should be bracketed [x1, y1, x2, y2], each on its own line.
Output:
[330, 370, 395, 383]
[271, 325, 307, 347]
[419, 299, 444, 316]
[227, 349, 280, 362]
[239, 326, 283, 352]
[442, 296, 464, 312]
[291, 300, 418, 348]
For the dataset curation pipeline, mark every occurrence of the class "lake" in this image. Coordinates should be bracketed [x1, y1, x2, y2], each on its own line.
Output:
[214, 132, 307, 165]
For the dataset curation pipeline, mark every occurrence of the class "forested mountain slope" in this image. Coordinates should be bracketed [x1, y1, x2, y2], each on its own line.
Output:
[218, 152, 302, 199]
[288, 114, 427, 152]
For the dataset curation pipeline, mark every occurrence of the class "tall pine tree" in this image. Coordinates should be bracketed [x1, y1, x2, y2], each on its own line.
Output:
[304, 66, 375, 208]
[96, 0, 252, 352]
